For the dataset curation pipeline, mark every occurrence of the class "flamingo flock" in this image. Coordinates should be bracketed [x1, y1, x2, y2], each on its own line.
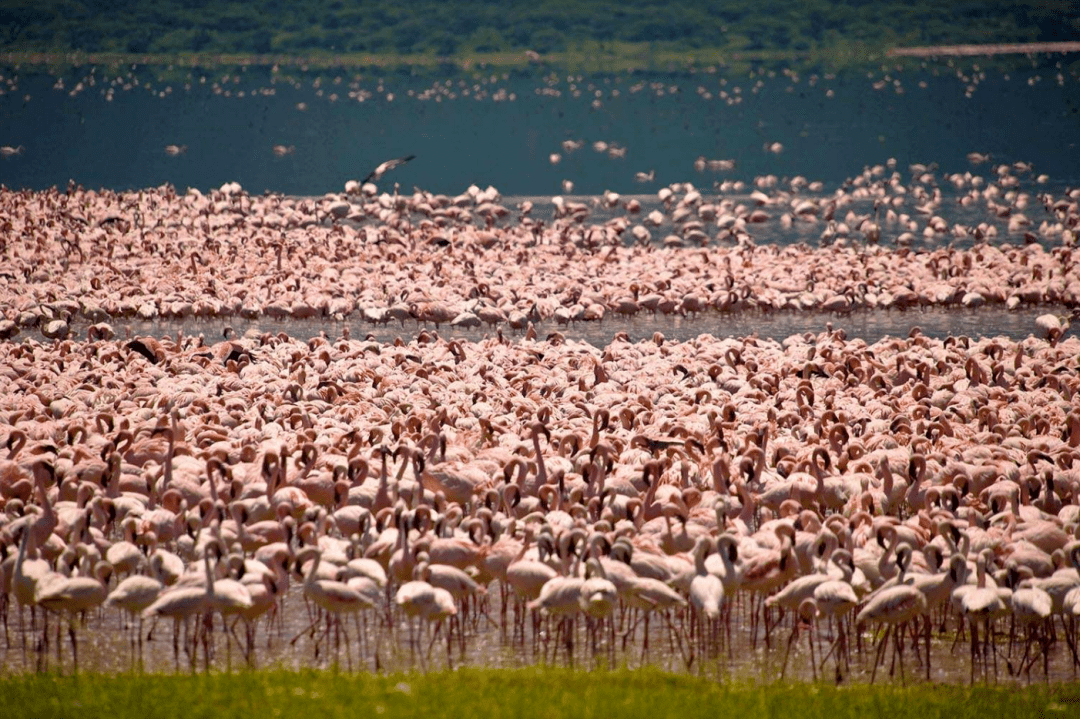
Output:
[1, 152, 1079, 682]
[0, 304, 1078, 680]
[0, 159, 1077, 343]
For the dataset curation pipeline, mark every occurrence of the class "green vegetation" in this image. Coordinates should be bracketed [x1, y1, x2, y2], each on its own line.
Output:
[0, 0, 1077, 71]
[1, 668, 1079, 719]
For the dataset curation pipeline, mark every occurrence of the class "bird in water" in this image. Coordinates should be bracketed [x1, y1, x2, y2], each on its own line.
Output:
[363, 155, 416, 183]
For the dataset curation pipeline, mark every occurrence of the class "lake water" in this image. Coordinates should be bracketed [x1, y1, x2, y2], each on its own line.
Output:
[1, 58, 1078, 196]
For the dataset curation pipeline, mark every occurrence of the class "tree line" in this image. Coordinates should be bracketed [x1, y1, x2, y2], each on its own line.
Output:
[2, 0, 1075, 60]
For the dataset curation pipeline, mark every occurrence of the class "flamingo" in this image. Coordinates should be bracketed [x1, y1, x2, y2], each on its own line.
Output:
[1009, 583, 1053, 678]
[11, 524, 53, 653]
[958, 550, 1011, 681]
[362, 155, 416, 184]
[620, 571, 687, 657]
[142, 543, 218, 668]
[105, 555, 165, 658]
[811, 575, 860, 679]
[105, 516, 145, 578]
[35, 550, 112, 671]
[505, 529, 558, 636]
[856, 578, 928, 684]
[292, 546, 373, 668]
[688, 536, 724, 620]
[396, 559, 458, 666]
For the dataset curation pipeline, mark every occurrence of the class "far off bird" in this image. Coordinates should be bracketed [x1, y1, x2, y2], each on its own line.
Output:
[363, 155, 416, 183]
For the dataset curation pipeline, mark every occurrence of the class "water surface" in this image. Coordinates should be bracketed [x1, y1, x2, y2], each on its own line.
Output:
[2, 60, 1078, 195]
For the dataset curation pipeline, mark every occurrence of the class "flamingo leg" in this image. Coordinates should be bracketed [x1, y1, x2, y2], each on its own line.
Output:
[869, 627, 889, 685]
[67, 618, 79, 675]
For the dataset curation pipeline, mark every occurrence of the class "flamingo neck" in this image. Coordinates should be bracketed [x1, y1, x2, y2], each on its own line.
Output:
[304, 551, 321, 586]
[531, 434, 547, 491]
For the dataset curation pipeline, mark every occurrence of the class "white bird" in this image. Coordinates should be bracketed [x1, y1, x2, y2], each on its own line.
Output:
[704, 534, 742, 594]
[956, 551, 1011, 680]
[426, 562, 486, 603]
[12, 525, 53, 642]
[766, 570, 832, 613]
[35, 554, 112, 669]
[1064, 585, 1080, 617]
[619, 571, 686, 656]
[527, 574, 585, 617]
[958, 552, 1009, 621]
[105, 564, 164, 657]
[396, 570, 457, 621]
[396, 560, 458, 664]
[580, 559, 618, 619]
[106, 517, 145, 578]
[362, 155, 415, 183]
[150, 545, 185, 586]
[856, 581, 927, 683]
[891, 552, 967, 681]
[814, 577, 859, 619]
[1011, 586, 1052, 624]
[340, 557, 388, 589]
[857, 584, 927, 628]
[1035, 313, 1071, 342]
[209, 570, 254, 619]
[228, 571, 280, 659]
[143, 544, 217, 664]
[506, 533, 558, 605]
[106, 569, 164, 622]
[689, 537, 724, 620]
[297, 546, 372, 633]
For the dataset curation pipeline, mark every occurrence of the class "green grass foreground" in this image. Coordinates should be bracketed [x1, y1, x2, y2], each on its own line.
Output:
[2, 668, 1080, 719]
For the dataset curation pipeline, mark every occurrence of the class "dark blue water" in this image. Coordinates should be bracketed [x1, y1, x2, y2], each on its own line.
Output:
[1, 60, 1078, 195]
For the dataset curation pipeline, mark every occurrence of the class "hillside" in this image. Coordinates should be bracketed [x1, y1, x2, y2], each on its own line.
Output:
[3, 0, 1076, 62]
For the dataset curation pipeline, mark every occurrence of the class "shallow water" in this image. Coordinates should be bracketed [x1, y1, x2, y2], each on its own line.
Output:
[34, 304, 1069, 348]
[4, 583, 1075, 685]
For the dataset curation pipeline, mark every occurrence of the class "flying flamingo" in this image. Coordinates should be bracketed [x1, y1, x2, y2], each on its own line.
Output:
[362, 155, 416, 184]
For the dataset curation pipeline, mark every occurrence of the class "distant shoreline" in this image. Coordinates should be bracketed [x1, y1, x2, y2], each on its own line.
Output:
[888, 41, 1080, 57]
[3, 41, 1079, 73]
